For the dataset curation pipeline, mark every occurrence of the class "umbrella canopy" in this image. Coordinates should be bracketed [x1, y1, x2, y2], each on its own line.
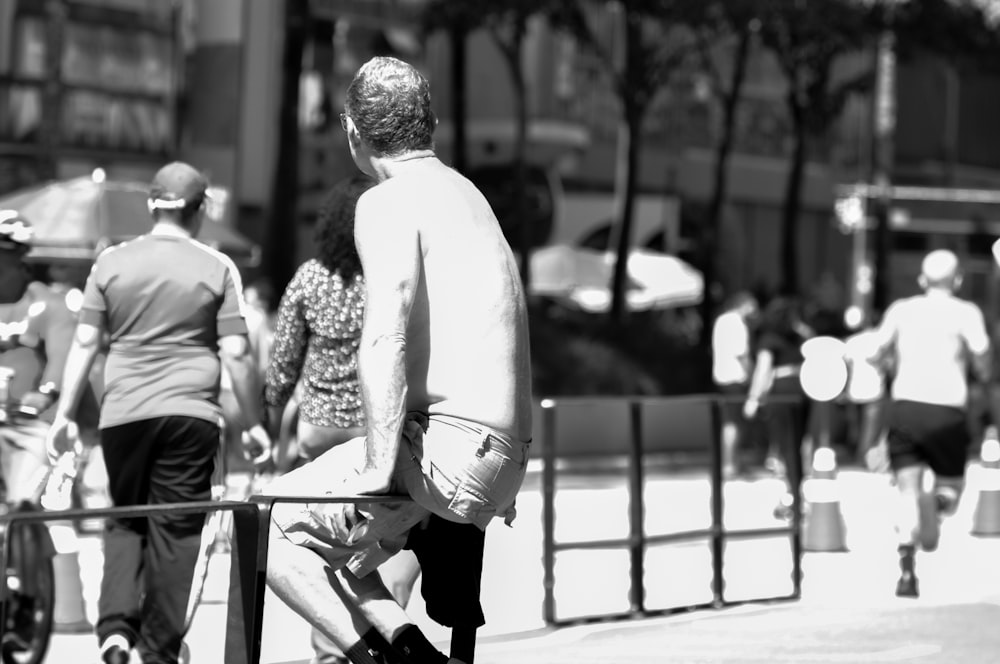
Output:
[0, 175, 260, 266]
[529, 244, 703, 313]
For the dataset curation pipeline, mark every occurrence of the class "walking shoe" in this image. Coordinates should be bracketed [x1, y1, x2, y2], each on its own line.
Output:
[895, 571, 919, 598]
[100, 633, 131, 664]
[101, 645, 130, 664]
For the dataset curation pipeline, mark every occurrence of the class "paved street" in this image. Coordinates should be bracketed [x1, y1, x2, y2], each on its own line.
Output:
[46, 459, 1000, 663]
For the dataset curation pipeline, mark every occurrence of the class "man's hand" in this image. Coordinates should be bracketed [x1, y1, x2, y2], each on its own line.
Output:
[743, 397, 761, 420]
[45, 415, 78, 464]
[322, 501, 365, 544]
[240, 424, 273, 471]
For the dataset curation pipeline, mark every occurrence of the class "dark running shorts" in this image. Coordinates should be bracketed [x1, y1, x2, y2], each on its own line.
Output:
[887, 400, 971, 478]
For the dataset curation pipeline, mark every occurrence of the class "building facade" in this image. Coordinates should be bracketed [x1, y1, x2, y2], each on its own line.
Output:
[4, 0, 1000, 315]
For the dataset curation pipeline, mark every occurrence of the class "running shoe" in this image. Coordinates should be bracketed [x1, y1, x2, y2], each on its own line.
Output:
[895, 571, 919, 598]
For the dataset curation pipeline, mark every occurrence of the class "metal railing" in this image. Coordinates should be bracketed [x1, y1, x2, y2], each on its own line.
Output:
[0, 499, 258, 663]
[539, 394, 804, 625]
[0, 494, 420, 664]
[0, 392, 806, 661]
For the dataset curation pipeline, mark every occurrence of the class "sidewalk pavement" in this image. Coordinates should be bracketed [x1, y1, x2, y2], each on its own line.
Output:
[47, 460, 1000, 663]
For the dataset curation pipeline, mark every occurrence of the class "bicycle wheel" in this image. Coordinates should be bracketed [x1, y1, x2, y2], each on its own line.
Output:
[1, 521, 55, 664]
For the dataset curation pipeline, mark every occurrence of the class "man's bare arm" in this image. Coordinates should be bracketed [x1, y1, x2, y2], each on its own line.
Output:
[47, 321, 104, 459]
[219, 333, 272, 464]
[965, 306, 992, 385]
[354, 189, 420, 493]
[867, 304, 900, 371]
[54, 322, 104, 420]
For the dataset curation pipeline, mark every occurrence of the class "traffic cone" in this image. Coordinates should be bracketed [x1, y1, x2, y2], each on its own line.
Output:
[802, 447, 848, 552]
[49, 522, 91, 632]
[972, 437, 1000, 536]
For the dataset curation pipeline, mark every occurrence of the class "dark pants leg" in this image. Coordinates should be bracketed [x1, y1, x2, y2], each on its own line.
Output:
[97, 416, 218, 664]
[766, 381, 809, 491]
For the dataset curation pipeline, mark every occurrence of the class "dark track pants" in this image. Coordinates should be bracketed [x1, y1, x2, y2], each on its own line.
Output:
[96, 416, 219, 664]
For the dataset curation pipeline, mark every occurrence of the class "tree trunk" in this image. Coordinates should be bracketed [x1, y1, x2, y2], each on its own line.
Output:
[698, 27, 752, 356]
[264, 0, 307, 294]
[608, 10, 644, 325]
[609, 106, 640, 324]
[780, 97, 807, 295]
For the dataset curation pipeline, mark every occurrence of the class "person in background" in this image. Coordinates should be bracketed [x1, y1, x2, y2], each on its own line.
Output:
[744, 296, 815, 516]
[46, 162, 272, 664]
[264, 174, 372, 467]
[0, 214, 98, 634]
[867, 249, 991, 598]
[220, 275, 278, 477]
[243, 277, 277, 385]
[712, 291, 759, 478]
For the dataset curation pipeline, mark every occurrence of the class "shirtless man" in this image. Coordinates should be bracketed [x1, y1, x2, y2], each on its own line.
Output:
[265, 56, 533, 664]
[869, 249, 991, 598]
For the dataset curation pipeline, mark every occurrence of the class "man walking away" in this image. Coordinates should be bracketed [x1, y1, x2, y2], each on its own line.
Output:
[47, 162, 272, 664]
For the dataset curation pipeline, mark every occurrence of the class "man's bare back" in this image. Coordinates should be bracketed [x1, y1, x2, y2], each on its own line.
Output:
[356, 156, 533, 442]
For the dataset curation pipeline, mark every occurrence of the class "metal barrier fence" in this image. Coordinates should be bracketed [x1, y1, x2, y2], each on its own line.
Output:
[0, 494, 418, 664]
[0, 392, 806, 661]
[539, 394, 805, 625]
[0, 500, 259, 663]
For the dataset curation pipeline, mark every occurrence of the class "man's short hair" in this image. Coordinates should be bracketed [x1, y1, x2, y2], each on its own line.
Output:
[920, 249, 960, 289]
[344, 56, 436, 158]
[149, 161, 208, 223]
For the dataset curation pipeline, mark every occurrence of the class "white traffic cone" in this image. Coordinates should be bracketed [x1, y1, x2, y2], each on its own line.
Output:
[972, 437, 1000, 536]
[802, 447, 848, 552]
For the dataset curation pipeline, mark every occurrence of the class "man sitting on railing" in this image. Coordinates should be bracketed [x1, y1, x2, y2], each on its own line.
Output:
[264, 56, 533, 664]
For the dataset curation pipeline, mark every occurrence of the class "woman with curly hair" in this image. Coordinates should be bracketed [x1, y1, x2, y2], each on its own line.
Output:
[264, 173, 374, 466]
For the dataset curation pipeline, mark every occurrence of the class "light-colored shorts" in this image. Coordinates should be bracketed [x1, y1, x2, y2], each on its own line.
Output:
[265, 412, 530, 577]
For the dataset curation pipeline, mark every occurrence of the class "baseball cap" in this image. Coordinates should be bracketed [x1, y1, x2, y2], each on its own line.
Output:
[0, 209, 33, 254]
[149, 161, 208, 211]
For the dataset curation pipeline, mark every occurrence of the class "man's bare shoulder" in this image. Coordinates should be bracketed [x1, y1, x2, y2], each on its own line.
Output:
[356, 173, 441, 221]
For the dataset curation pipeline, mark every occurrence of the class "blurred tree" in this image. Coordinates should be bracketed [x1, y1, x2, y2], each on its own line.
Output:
[682, 2, 760, 358]
[264, 0, 309, 293]
[547, 0, 699, 324]
[754, 0, 877, 295]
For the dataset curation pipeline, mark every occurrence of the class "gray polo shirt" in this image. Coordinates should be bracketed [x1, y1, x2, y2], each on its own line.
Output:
[80, 233, 248, 428]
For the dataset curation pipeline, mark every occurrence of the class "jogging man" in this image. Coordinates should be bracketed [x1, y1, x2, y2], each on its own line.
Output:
[869, 249, 991, 597]
[265, 56, 532, 664]
[46, 162, 272, 664]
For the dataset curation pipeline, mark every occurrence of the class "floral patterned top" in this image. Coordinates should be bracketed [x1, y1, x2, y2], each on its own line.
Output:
[264, 259, 365, 428]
